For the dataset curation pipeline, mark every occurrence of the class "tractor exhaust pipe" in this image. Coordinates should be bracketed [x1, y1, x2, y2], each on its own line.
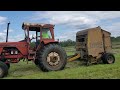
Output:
[6, 22, 10, 42]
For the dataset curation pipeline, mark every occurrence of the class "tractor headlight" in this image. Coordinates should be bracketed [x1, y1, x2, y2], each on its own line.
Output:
[15, 50, 18, 54]
[11, 51, 14, 54]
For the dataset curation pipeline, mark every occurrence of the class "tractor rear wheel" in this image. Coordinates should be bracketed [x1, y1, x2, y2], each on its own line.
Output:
[0, 61, 8, 78]
[101, 53, 115, 64]
[0, 55, 10, 69]
[38, 44, 67, 72]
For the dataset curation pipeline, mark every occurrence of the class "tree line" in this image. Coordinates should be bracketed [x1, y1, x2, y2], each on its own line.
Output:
[59, 39, 76, 47]
[59, 36, 120, 47]
[111, 36, 120, 42]
[30, 36, 120, 47]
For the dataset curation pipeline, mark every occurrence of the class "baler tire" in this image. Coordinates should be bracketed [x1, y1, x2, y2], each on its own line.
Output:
[101, 53, 115, 64]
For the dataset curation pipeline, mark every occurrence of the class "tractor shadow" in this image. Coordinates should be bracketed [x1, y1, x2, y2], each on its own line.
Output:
[8, 61, 42, 77]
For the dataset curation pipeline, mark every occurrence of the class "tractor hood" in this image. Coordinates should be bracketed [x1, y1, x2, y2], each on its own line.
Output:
[0, 41, 27, 48]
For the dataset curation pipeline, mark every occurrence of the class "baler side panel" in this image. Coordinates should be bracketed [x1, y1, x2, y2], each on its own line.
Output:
[103, 31, 112, 53]
[87, 28, 104, 57]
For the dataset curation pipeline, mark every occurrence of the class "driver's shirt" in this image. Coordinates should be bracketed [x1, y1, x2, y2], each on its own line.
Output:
[42, 32, 49, 38]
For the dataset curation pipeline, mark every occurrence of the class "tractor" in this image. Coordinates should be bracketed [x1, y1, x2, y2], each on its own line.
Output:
[0, 22, 115, 78]
[0, 22, 67, 78]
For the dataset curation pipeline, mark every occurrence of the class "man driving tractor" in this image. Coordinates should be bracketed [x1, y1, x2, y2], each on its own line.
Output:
[42, 29, 50, 39]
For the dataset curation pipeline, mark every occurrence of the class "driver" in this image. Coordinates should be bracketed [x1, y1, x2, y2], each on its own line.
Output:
[42, 30, 49, 39]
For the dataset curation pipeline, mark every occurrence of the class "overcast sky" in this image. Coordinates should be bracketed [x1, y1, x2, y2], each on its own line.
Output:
[0, 11, 120, 42]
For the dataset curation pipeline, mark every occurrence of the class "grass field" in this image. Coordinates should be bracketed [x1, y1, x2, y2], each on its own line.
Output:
[3, 42, 120, 79]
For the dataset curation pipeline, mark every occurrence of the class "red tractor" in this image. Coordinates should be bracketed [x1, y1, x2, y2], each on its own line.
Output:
[0, 22, 67, 78]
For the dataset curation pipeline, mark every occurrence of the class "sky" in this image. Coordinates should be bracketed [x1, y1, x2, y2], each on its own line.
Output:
[0, 11, 120, 42]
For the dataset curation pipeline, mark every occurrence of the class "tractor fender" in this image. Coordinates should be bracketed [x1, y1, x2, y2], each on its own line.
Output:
[42, 40, 59, 45]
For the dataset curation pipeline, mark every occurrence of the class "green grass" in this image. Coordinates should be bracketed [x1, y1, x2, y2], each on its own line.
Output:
[2, 43, 120, 79]
[112, 42, 120, 49]
[3, 52, 120, 79]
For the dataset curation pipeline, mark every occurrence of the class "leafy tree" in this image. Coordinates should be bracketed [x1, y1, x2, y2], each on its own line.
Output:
[59, 39, 76, 47]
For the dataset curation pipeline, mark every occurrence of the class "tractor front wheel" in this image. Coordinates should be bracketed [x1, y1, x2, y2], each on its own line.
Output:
[6, 63, 10, 69]
[38, 44, 67, 72]
[34, 59, 39, 65]
[0, 61, 8, 78]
